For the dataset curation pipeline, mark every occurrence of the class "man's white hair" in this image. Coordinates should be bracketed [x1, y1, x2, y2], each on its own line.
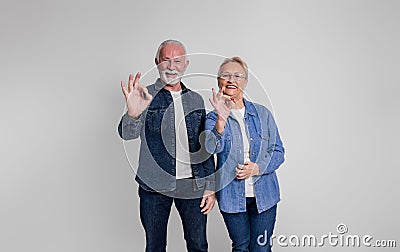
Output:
[155, 39, 187, 61]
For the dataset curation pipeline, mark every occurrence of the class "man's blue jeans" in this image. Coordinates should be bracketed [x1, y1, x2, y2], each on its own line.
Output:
[221, 198, 277, 252]
[138, 185, 208, 252]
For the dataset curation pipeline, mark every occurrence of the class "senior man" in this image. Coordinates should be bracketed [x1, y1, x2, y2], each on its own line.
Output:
[118, 39, 215, 252]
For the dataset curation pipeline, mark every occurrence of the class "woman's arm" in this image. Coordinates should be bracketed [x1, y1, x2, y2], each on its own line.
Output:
[204, 111, 227, 154]
[256, 110, 285, 175]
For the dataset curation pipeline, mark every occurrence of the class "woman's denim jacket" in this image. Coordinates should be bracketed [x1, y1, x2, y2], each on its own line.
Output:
[118, 79, 215, 192]
[205, 99, 285, 213]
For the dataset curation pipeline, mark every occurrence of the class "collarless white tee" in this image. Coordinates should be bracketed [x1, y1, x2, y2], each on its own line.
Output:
[231, 107, 255, 197]
[170, 90, 192, 179]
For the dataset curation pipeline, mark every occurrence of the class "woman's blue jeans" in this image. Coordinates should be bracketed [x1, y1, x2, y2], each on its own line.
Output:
[221, 198, 277, 252]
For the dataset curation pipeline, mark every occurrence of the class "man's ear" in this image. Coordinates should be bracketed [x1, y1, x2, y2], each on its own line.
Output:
[185, 59, 190, 69]
[155, 58, 159, 66]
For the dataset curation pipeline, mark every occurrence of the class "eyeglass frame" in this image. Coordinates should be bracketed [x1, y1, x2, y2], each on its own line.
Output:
[218, 72, 247, 82]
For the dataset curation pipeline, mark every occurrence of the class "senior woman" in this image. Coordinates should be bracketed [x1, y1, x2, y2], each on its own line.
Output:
[205, 57, 285, 252]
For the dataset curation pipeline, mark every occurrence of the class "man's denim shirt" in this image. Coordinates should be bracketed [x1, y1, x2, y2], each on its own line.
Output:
[205, 99, 285, 213]
[118, 79, 215, 192]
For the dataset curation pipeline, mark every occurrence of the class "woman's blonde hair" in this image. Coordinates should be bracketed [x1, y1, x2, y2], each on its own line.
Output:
[218, 56, 248, 79]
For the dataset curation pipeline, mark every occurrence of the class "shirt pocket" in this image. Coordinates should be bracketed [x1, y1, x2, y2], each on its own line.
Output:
[257, 130, 270, 154]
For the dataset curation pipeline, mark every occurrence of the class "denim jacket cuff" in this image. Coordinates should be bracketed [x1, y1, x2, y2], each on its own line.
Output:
[123, 112, 144, 127]
[204, 180, 216, 191]
[211, 127, 225, 139]
[205, 127, 226, 154]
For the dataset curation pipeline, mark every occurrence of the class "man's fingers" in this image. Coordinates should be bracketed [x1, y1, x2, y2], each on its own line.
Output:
[121, 81, 128, 97]
[202, 200, 214, 214]
[200, 196, 215, 214]
[201, 190, 215, 214]
[128, 74, 134, 92]
[200, 196, 206, 208]
[138, 86, 152, 100]
[132, 72, 141, 89]
[143, 88, 152, 100]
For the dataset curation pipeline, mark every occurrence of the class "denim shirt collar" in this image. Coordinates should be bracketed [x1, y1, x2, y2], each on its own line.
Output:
[243, 99, 257, 117]
[228, 98, 257, 119]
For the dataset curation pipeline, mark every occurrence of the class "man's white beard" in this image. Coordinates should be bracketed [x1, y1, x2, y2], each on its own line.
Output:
[159, 69, 183, 85]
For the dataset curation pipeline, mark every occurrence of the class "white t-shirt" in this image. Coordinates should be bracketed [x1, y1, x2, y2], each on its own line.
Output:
[170, 91, 192, 179]
[231, 107, 255, 197]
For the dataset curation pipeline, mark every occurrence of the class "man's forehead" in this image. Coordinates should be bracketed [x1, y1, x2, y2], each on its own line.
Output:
[159, 44, 186, 58]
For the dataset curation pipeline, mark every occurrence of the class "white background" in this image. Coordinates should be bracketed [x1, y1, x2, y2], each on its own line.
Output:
[1, 0, 399, 251]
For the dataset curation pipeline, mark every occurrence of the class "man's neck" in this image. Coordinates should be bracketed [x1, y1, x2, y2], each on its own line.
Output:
[163, 82, 182, 92]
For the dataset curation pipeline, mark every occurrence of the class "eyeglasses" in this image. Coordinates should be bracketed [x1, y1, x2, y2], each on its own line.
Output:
[218, 72, 247, 81]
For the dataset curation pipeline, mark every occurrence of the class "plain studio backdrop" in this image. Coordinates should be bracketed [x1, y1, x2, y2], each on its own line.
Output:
[1, 0, 399, 251]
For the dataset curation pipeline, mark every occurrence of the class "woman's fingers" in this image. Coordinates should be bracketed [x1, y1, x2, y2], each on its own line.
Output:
[236, 163, 254, 179]
[221, 94, 231, 101]
[209, 98, 217, 109]
[236, 165, 247, 179]
[217, 88, 223, 97]
[212, 88, 218, 103]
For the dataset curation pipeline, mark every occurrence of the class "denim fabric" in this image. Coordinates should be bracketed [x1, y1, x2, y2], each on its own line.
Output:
[139, 185, 208, 252]
[221, 200, 277, 252]
[205, 99, 285, 213]
[118, 79, 215, 192]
